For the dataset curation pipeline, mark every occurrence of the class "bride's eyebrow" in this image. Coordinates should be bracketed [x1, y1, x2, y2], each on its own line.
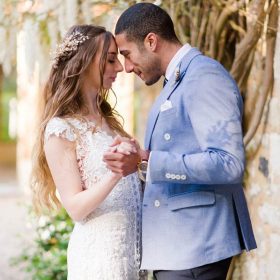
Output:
[108, 51, 117, 55]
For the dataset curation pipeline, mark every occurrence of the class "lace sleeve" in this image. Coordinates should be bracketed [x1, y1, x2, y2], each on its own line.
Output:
[44, 117, 76, 143]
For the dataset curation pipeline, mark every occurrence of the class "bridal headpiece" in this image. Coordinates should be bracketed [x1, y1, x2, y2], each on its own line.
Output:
[52, 31, 89, 68]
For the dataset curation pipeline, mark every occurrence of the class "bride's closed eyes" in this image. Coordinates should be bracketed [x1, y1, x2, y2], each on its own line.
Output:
[107, 52, 117, 64]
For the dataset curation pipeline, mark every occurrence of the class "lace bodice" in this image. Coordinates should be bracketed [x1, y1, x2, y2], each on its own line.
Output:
[45, 117, 114, 189]
[45, 117, 146, 280]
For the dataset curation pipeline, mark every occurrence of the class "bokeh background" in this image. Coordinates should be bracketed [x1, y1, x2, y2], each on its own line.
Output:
[0, 0, 279, 279]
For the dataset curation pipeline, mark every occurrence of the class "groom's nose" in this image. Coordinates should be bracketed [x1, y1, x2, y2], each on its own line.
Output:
[124, 59, 134, 73]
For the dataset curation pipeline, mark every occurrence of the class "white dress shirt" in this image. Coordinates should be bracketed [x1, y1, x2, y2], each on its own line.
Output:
[165, 43, 192, 80]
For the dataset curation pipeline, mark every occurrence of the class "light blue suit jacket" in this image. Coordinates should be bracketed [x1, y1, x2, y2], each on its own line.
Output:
[140, 48, 257, 270]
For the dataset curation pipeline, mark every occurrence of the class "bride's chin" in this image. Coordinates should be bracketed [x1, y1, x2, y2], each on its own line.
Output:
[103, 83, 112, 90]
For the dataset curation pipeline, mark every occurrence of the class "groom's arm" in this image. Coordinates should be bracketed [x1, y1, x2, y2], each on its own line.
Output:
[149, 62, 245, 185]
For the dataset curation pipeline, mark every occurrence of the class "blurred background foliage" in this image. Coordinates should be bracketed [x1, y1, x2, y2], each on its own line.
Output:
[11, 209, 73, 280]
[0, 0, 278, 279]
[0, 73, 16, 142]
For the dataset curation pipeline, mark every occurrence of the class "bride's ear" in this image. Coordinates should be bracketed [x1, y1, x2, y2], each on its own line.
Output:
[144, 33, 158, 52]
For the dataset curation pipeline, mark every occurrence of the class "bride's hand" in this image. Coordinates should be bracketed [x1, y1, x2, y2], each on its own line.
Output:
[110, 135, 137, 146]
[108, 142, 137, 155]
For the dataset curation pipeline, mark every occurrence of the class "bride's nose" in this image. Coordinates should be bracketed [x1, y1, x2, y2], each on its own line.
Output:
[116, 59, 123, 73]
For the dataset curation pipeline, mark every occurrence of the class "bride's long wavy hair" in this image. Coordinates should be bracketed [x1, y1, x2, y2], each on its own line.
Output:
[31, 25, 130, 213]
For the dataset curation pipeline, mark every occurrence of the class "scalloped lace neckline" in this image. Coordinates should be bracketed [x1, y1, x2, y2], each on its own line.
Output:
[69, 117, 117, 139]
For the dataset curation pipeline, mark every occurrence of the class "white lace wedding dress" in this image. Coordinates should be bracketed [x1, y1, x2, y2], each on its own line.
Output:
[45, 117, 147, 280]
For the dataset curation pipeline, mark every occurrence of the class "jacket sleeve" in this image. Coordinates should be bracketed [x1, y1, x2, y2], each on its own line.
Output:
[149, 62, 245, 185]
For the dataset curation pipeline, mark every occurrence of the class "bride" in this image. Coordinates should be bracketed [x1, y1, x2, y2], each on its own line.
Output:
[31, 24, 146, 280]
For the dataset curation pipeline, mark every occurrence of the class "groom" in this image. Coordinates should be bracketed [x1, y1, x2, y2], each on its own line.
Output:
[104, 3, 257, 279]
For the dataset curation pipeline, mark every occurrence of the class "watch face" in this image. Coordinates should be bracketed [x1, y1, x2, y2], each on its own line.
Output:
[138, 161, 148, 182]
[138, 161, 148, 171]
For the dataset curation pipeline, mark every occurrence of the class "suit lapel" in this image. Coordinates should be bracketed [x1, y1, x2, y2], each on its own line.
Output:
[144, 48, 202, 149]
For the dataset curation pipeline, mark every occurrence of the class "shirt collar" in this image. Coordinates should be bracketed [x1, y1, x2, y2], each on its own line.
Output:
[165, 43, 192, 80]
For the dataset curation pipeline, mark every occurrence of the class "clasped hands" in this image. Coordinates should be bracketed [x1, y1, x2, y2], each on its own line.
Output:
[103, 136, 148, 177]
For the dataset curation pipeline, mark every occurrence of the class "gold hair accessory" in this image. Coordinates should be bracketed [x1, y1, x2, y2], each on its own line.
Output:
[52, 31, 89, 68]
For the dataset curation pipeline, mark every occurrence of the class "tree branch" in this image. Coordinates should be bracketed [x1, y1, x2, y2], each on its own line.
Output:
[230, 0, 266, 86]
[210, 0, 240, 58]
[244, 0, 278, 146]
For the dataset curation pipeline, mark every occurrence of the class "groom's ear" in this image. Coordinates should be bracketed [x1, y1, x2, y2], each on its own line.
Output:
[144, 33, 158, 52]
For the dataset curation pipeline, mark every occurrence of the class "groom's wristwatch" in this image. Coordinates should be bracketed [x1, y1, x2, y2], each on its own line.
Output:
[137, 160, 148, 182]
[137, 150, 150, 182]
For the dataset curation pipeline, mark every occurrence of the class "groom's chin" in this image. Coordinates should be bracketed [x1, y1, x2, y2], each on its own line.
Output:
[145, 76, 161, 86]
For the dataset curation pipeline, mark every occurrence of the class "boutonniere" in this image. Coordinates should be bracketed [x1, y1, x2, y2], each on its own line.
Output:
[175, 67, 180, 82]
[172, 67, 180, 86]
[172, 66, 181, 86]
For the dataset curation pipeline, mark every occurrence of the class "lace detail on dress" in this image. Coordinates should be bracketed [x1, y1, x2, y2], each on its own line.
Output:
[45, 117, 147, 280]
[44, 117, 77, 142]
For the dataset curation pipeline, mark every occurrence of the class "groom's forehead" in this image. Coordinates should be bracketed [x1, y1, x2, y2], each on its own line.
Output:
[116, 34, 138, 54]
[116, 34, 136, 48]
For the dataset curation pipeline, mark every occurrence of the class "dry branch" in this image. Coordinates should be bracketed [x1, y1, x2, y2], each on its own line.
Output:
[244, 0, 279, 146]
[210, 0, 239, 58]
[230, 0, 266, 86]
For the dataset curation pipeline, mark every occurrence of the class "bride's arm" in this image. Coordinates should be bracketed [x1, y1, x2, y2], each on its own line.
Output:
[44, 136, 121, 222]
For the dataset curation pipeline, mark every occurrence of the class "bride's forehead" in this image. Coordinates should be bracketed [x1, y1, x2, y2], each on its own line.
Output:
[108, 40, 118, 51]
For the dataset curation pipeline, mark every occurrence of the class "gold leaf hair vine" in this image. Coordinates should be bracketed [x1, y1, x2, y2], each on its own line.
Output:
[52, 31, 89, 68]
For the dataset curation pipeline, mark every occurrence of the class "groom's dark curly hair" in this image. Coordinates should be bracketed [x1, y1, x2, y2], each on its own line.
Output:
[115, 3, 179, 44]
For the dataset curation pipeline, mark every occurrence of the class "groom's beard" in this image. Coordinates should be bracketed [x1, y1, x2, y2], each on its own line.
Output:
[141, 56, 162, 86]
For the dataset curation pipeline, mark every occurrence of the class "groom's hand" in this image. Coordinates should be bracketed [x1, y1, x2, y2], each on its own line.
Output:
[103, 150, 140, 176]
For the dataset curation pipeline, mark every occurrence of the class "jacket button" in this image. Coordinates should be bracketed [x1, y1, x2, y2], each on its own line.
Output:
[154, 200, 160, 207]
[171, 174, 176, 179]
[181, 175, 187, 180]
[165, 173, 171, 179]
[164, 133, 171, 141]
[175, 174, 181, 180]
